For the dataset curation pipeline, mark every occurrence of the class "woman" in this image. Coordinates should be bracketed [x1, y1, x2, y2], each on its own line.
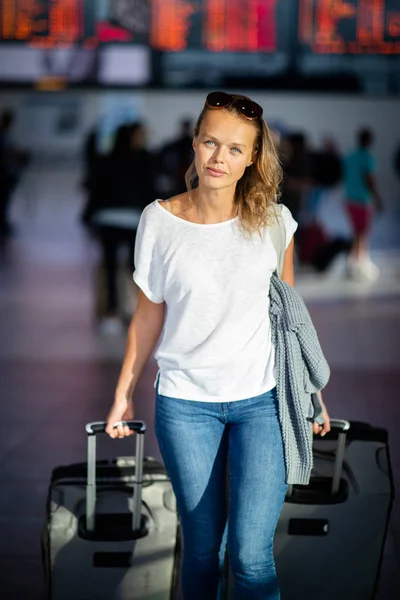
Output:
[105, 92, 331, 599]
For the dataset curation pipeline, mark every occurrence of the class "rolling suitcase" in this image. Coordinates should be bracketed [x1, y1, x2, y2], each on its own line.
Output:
[275, 419, 395, 600]
[41, 420, 180, 600]
[224, 419, 394, 600]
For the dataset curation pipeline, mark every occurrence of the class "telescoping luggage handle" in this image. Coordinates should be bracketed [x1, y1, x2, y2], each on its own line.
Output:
[287, 418, 350, 498]
[85, 420, 146, 533]
[329, 419, 350, 494]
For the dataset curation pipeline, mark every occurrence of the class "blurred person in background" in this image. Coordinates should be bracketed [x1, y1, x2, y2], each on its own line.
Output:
[105, 91, 330, 599]
[0, 109, 29, 238]
[307, 136, 343, 217]
[157, 117, 194, 197]
[89, 121, 156, 333]
[343, 128, 384, 281]
[279, 132, 312, 224]
[80, 127, 102, 228]
[296, 136, 351, 272]
[266, 121, 288, 153]
[95, 121, 155, 214]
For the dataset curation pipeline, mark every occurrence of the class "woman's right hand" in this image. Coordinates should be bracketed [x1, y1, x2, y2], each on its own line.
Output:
[105, 397, 135, 439]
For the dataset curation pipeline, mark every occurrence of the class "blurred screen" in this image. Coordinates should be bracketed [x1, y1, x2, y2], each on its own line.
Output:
[0, 0, 151, 87]
[152, 0, 400, 93]
[0, 0, 399, 93]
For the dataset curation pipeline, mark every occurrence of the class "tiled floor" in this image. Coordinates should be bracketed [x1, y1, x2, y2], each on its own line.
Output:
[1, 163, 399, 599]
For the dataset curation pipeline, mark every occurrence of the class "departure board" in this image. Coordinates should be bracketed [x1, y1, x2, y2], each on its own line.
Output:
[0, 0, 399, 93]
[149, 0, 280, 52]
[295, 0, 400, 95]
[0, 0, 151, 87]
[0, 0, 151, 47]
[152, 0, 400, 93]
[1, 0, 83, 46]
[299, 0, 400, 54]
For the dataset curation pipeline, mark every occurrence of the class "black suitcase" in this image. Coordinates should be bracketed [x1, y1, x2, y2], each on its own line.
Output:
[41, 420, 180, 600]
[276, 419, 394, 599]
[225, 419, 394, 600]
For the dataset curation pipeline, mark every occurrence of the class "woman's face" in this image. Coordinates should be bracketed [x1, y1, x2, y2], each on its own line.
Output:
[193, 109, 257, 191]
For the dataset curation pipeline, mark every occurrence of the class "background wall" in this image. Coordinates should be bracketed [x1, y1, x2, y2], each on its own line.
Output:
[1, 90, 399, 206]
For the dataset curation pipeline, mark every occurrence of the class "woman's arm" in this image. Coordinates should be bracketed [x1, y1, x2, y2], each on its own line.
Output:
[106, 291, 165, 438]
[280, 237, 331, 436]
[281, 237, 295, 287]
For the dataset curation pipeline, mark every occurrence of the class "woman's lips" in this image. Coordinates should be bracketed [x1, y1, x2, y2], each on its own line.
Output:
[206, 167, 226, 177]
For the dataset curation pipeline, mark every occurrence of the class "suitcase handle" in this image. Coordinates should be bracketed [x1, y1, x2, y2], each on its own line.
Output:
[319, 419, 350, 494]
[328, 419, 350, 432]
[86, 421, 146, 435]
[286, 418, 351, 499]
[85, 420, 147, 533]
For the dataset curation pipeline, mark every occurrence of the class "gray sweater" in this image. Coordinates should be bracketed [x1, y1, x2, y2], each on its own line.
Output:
[269, 274, 330, 485]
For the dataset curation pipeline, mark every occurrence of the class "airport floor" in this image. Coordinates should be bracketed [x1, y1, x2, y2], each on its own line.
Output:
[1, 163, 400, 599]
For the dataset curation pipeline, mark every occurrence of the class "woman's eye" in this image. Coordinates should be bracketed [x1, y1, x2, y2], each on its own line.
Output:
[231, 147, 242, 154]
[205, 140, 215, 147]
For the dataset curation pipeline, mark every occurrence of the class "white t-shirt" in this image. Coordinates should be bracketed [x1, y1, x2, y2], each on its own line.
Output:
[133, 200, 297, 402]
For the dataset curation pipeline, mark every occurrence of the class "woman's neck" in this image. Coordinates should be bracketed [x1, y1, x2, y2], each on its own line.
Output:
[190, 185, 237, 224]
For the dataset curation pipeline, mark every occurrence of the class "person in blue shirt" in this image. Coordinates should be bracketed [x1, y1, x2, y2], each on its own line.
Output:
[343, 128, 384, 281]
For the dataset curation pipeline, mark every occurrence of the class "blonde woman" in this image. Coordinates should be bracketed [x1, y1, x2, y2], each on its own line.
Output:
[106, 92, 330, 599]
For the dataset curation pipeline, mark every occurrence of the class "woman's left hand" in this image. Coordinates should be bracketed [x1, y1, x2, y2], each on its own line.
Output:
[313, 395, 331, 437]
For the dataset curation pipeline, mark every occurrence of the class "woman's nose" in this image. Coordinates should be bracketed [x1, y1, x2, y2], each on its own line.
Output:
[213, 146, 226, 163]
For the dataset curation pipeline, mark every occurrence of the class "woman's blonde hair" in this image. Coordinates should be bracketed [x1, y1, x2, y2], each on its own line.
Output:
[185, 94, 282, 235]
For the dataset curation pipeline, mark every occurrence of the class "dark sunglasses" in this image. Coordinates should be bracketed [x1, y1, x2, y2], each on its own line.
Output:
[205, 91, 263, 121]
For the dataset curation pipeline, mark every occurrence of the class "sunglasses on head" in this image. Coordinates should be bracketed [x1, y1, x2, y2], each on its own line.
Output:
[205, 91, 263, 121]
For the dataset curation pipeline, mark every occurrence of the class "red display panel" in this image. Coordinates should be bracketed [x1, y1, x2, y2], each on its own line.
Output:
[1, 1, 399, 54]
[148, 0, 279, 52]
[149, 0, 196, 51]
[299, 0, 400, 54]
[203, 0, 278, 52]
[1, 0, 83, 47]
[0, 1, 399, 91]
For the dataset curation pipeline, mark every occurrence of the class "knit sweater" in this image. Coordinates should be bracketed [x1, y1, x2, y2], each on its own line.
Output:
[269, 274, 330, 485]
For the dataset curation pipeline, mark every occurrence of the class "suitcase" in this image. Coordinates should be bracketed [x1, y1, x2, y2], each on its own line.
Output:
[224, 419, 394, 600]
[41, 420, 180, 600]
[275, 419, 394, 600]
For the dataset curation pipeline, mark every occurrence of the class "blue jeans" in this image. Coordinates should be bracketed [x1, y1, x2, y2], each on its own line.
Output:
[154, 387, 287, 600]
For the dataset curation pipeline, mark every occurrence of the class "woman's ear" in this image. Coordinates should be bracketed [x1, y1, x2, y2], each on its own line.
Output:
[247, 149, 257, 167]
[251, 148, 258, 164]
[192, 138, 197, 153]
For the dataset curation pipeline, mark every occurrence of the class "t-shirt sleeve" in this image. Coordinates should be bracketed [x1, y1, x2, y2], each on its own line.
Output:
[132, 207, 164, 304]
[279, 203, 298, 249]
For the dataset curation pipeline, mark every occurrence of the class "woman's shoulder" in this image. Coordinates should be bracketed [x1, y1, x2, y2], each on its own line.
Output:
[266, 202, 294, 222]
[138, 200, 163, 227]
[274, 203, 296, 223]
[274, 203, 298, 245]
[158, 193, 190, 218]
[265, 203, 298, 245]
[139, 194, 190, 227]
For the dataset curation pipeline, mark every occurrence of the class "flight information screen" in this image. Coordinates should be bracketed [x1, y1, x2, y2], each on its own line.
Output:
[0, 0, 399, 93]
[0, 0, 151, 87]
[295, 0, 400, 93]
[298, 0, 400, 55]
[151, 0, 400, 93]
